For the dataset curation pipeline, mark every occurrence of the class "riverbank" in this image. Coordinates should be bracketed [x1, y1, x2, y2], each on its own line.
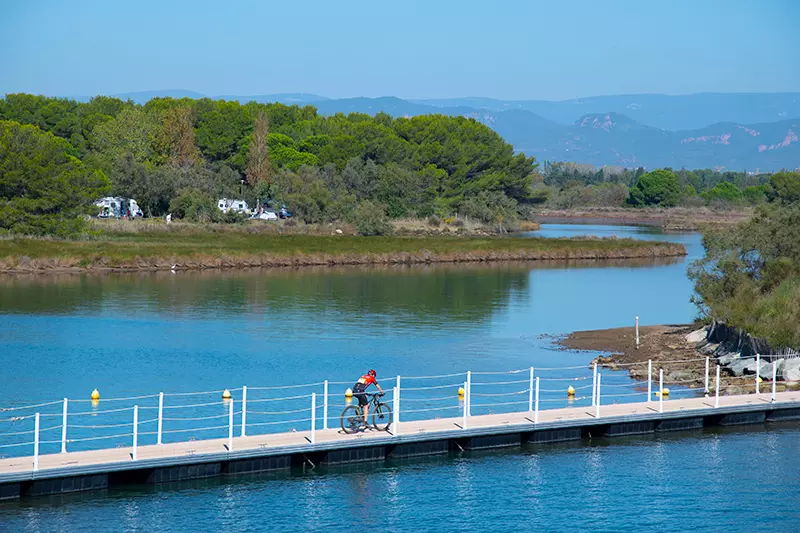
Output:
[535, 207, 750, 230]
[557, 324, 799, 393]
[0, 229, 686, 274]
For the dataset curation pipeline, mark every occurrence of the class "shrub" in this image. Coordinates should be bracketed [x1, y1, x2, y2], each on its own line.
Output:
[427, 215, 441, 227]
[353, 200, 393, 236]
[168, 189, 220, 222]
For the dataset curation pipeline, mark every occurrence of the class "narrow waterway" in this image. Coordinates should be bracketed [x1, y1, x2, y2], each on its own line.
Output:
[3, 224, 796, 531]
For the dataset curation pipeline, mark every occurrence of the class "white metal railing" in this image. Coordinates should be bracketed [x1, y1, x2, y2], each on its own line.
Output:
[1, 357, 798, 470]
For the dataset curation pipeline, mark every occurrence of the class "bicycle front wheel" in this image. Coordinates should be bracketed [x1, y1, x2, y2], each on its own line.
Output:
[341, 405, 361, 434]
[372, 402, 392, 431]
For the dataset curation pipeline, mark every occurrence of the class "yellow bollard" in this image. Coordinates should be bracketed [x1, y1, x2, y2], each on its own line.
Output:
[345, 388, 353, 398]
[222, 389, 231, 400]
[567, 385, 575, 397]
[457, 387, 465, 397]
[91, 389, 100, 400]
[661, 388, 670, 397]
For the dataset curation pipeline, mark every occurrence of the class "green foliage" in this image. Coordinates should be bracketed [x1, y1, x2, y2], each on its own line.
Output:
[353, 200, 393, 236]
[168, 189, 220, 222]
[628, 169, 681, 207]
[0, 120, 111, 236]
[742, 185, 767, 205]
[700, 181, 743, 205]
[460, 190, 519, 231]
[690, 200, 800, 347]
[766, 171, 800, 204]
[1, 93, 539, 229]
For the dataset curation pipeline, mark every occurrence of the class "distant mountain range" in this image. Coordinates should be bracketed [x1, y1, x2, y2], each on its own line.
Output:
[69, 90, 800, 171]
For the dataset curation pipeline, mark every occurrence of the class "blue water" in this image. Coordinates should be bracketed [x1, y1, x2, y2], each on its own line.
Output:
[4, 224, 795, 530]
[1, 425, 799, 532]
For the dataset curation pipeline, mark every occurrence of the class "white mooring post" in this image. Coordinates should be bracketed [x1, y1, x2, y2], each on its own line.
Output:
[462, 381, 468, 429]
[323, 380, 329, 430]
[715, 365, 721, 408]
[528, 367, 534, 411]
[771, 361, 777, 403]
[591, 363, 598, 407]
[33, 412, 40, 472]
[659, 369, 664, 413]
[466, 371, 472, 417]
[595, 375, 601, 418]
[241, 386, 248, 437]
[227, 399, 234, 451]
[157, 392, 164, 445]
[647, 360, 652, 402]
[534, 376, 540, 423]
[755, 354, 760, 394]
[310, 393, 316, 444]
[635, 315, 640, 349]
[392, 386, 399, 436]
[396, 375, 401, 424]
[60, 398, 68, 454]
[704, 357, 710, 395]
[132, 405, 138, 461]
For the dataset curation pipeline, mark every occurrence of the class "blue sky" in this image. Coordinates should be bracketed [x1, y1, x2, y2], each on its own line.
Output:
[1, 0, 798, 100]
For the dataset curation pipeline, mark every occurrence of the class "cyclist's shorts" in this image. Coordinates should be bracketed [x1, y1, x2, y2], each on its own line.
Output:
[354, 392, 368, 407]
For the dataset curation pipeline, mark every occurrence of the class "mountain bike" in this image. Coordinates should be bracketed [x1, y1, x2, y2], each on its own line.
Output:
[340, 393, 392, 434]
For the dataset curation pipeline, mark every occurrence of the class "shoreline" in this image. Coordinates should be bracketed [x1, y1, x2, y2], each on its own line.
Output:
[556, 324, 798, 394]
[0, 241, 686, 274]
[535, 207, 750, 230]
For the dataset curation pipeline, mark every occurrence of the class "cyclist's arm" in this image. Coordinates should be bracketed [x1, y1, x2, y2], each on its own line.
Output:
[375, 382, 384, 394]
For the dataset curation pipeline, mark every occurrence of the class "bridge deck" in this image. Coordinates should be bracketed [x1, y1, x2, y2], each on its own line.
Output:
[2, 390, 798, 484]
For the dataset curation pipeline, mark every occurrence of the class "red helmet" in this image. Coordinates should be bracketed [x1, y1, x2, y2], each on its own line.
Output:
[368, 369, 377, 377]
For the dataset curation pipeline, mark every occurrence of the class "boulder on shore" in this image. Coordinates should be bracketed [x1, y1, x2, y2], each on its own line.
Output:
[779, 359, 800, 382]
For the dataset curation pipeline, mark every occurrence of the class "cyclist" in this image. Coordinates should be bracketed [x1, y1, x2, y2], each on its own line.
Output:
[352, 369, 384, 425]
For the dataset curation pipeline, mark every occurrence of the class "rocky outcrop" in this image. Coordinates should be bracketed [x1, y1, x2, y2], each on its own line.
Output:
[686, 322, 800, 380]
[705, 322, 774, 358]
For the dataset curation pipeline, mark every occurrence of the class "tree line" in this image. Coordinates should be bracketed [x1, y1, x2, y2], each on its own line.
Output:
[690, 170, 800, 347]
[0, 93, 536, 235]
[539, 161, 781, 209]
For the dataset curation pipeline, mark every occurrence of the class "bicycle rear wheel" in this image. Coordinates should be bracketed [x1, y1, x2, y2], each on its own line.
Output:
[341, 405, 362, 434]
[372, 402, 392, 431]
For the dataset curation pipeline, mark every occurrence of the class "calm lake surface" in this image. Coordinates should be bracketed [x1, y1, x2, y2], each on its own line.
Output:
[2, 224, 798, 531]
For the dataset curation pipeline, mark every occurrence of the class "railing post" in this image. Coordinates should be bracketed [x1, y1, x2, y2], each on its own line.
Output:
[647, 360, 652, 402]
[157, 392, 164, 445]
[534, 376, 540, 423]
[771, 361, 777, 403]
[310, 393, 316, 444]
[241, 386, 248, 437]
[595, 375, 601, 418]
[528, 367, 534, 411]
[591, 362, 598, 407]
[323, 380, 329, 430]
[396, 375, 401, 423]
[635, 315, 640, 349]
[659, 369, 664, 413]
[227, 399, 234, 451]
[715, 365, 720, 408]
[704, 357, 710, 395]
[60, 398, 68, 454]
[33, 412, 40, 472]
[755, 354, 760, 394]
[392, 386, 399, 436]
[132, 405, 138, 461]
[462, 382, 468, 429]
[466, 371, 472, 417]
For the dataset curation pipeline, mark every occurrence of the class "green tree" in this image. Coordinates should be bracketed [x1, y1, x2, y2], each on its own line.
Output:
[628, 169, 681, 207]
[766, 171, 800, 204]
[0, 121, 110, 236]
[353, 200, 393, 236]
[700, 181, 744, 205]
